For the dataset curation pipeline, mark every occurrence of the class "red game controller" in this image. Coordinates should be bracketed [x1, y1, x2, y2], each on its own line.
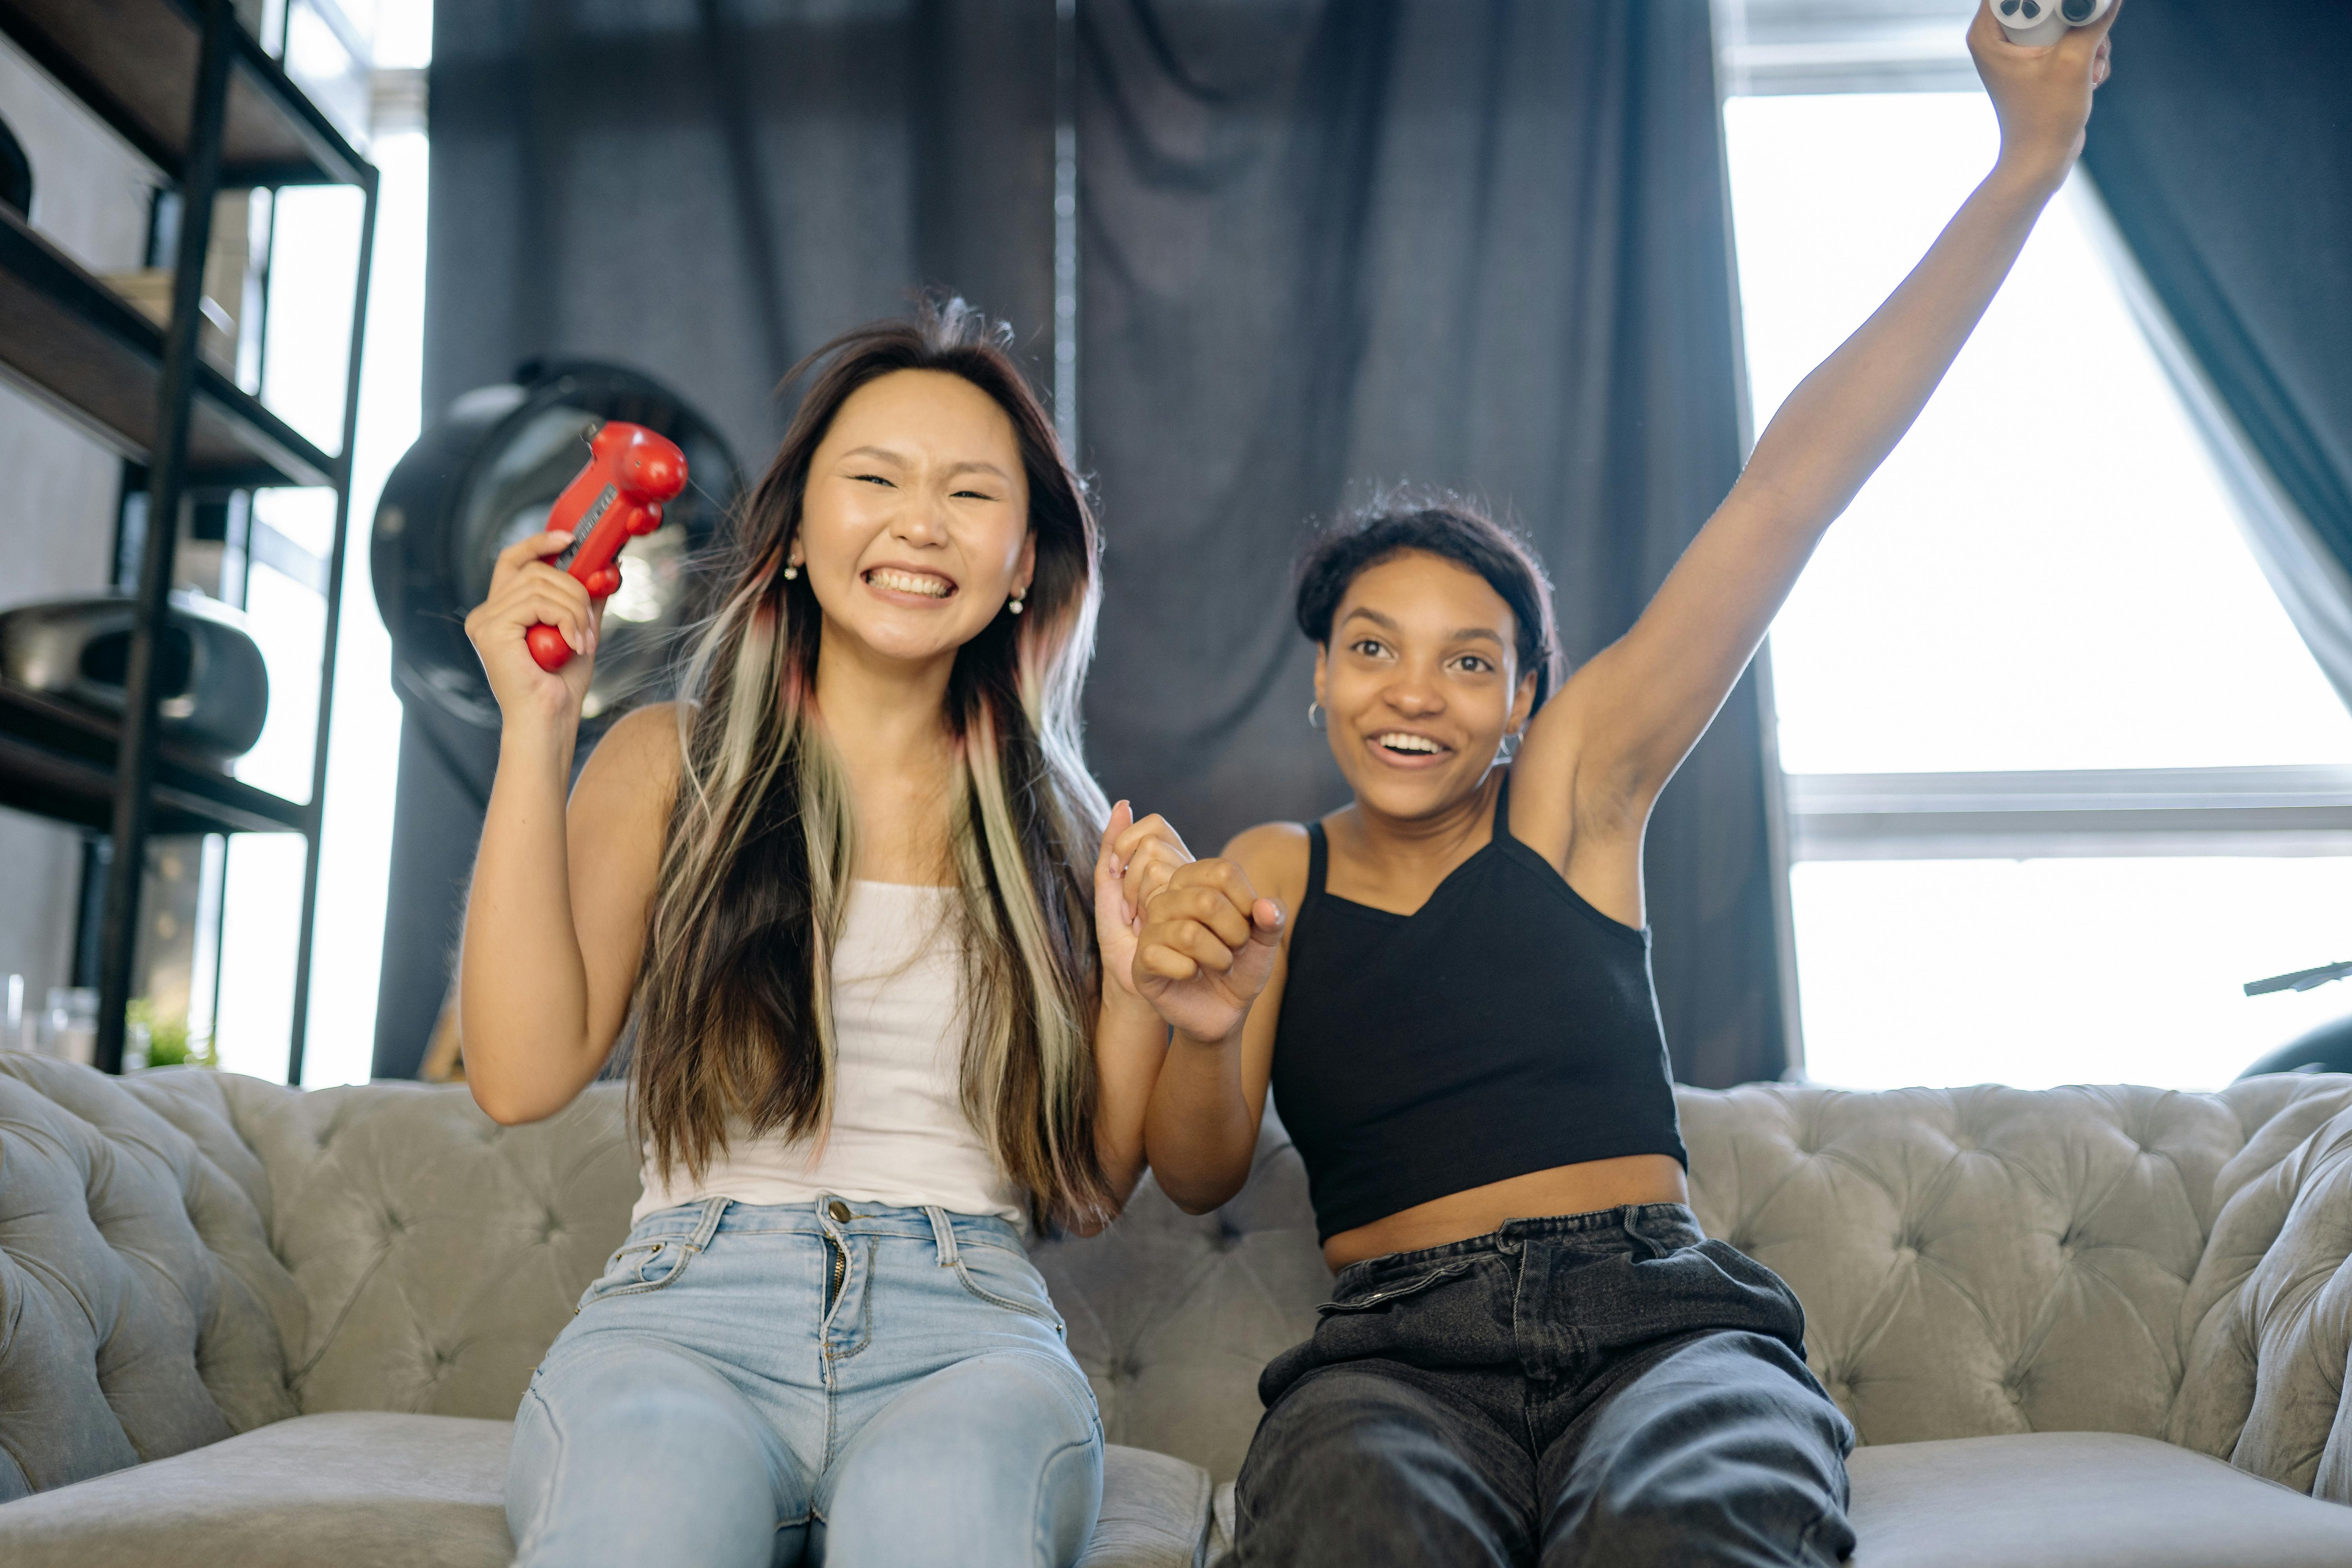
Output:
[525, 421, 688, 672]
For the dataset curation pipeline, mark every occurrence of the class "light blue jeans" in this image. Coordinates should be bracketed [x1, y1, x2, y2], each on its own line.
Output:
[506, 1195, 1103, 1566]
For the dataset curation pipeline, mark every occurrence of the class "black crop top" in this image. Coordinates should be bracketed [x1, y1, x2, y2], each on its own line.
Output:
[1269, 777, 1687, 1242]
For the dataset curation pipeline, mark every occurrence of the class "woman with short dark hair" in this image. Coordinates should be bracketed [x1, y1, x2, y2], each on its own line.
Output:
[1130, 10, 2120, 1564]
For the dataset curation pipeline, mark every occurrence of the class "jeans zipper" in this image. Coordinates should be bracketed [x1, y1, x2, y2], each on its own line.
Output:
[828, 1237, 846, 1309]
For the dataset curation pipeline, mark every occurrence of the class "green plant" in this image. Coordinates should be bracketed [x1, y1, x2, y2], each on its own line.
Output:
[127, 998, 216, 1069]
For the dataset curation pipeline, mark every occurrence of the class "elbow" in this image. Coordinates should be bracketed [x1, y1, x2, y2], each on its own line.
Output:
[1159, 1171, 1249, 1217]
[468, 1078, 550, 1128]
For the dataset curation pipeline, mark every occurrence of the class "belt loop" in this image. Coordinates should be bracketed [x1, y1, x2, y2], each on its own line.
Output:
[925, 1205, 959, 1268]
[1621, 1203, 1667, 1259]
[690, 1195, 730, 1250]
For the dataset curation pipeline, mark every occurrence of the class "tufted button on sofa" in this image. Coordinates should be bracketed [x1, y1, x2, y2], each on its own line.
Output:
[5, 1051, 2352, 1565]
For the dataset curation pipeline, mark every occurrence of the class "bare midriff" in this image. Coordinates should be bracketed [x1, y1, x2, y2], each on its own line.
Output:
[1321, 1152, 1689, 1270]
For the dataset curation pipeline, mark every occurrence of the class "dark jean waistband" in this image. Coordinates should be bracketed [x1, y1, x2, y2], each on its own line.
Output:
[1333, 1203, 1705, 1299]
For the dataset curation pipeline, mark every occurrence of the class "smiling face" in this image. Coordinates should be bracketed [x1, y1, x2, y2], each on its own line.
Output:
[793, 368, 1033, 669]
[1316, 549, 1538, 822]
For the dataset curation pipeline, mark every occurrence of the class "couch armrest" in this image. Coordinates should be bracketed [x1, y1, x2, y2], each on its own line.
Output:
[2172, 1090, 2352, 1499]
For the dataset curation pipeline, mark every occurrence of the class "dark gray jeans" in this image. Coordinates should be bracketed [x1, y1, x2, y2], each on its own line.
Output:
[1232, 1204, 1855, 1567]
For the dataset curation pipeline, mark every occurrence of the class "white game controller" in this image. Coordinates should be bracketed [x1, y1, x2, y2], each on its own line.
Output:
[1994, 0, 2111, 46]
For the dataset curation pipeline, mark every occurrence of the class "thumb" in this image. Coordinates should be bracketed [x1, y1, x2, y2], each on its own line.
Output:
[1248, 898, 1285, 945]
[1096, 800, 1134, 898]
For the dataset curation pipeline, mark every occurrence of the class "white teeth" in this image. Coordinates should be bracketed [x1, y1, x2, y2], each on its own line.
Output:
[866, 568, 953, 598]
[1376, 732, 1443, 754]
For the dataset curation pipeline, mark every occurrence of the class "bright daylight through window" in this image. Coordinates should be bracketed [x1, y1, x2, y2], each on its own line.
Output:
[205, 0, 431, 1084]
[1725, 91, 2352, 1092]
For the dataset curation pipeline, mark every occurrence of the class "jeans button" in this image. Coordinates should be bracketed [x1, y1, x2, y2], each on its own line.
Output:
[828, 1200, 852, 1223]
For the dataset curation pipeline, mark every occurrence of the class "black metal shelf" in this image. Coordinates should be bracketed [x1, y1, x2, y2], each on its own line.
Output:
[0, 0, 377, 1080]
[0, 203, 336, 488]
[0, 684, 305, 835]
[0, 0, 368, 187]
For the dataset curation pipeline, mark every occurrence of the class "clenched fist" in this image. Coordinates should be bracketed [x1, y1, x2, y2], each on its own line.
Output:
[1134, 859, 1283, 1044]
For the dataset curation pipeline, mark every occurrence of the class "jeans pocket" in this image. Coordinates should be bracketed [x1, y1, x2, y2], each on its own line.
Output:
[579, 1236, 701, 1307]
[1573, 1227, 1808, 1357]
[951, 1243, 1066, 1334]
[1317, 1259, 1475, 1315]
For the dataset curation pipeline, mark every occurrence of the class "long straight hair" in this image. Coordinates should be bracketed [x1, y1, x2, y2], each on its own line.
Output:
[632, 299, 1113, 1231]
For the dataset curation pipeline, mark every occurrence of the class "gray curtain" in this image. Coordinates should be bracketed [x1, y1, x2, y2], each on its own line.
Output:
[386, 0, 1058, 1078]
[397, 0, 1786, 1087]
[1078, 0, 1784, 1086]
[2078, 2, 2352, 713]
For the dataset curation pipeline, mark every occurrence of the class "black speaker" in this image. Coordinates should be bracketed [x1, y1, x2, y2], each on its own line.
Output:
[372, 361, 741, 729]
[0, 592, 269, 759]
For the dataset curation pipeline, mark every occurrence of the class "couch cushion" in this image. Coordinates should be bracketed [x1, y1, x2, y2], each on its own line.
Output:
[0, 1410, 1212, 1568]
[0, 1412, 511, 1568]
[201, 1075, 641, 1421]
[0, 1055, 302, 1501]
[1200, 1432, 2352, 1565]
[1082, 1445, 1216, 1568]
[1846, 1431, 2352, 1566]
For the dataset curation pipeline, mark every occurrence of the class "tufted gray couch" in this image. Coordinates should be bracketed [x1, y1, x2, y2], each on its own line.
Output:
[5, 1049, 2352, 1566]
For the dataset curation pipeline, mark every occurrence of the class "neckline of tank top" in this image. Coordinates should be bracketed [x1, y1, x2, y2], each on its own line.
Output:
[1312, 818, 1646, 941]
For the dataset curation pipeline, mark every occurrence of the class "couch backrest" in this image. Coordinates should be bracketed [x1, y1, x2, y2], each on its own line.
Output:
[198, 1072, 642, 1421]
[7, 1058, 2349, 1504]
[1031, 1078, 2352, 1495]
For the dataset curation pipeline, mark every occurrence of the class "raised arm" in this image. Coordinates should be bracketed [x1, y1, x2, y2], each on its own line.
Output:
[459, 532, 677, 1125]
[1514, 2, 2120, 870]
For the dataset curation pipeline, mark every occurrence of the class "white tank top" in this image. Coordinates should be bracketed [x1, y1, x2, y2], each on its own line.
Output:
[632, 881, 1025, 1224]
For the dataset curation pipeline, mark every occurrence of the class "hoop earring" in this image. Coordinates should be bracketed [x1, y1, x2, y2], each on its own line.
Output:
[1307, 701, 1326, 730]
[1497, 729, 1522, 763]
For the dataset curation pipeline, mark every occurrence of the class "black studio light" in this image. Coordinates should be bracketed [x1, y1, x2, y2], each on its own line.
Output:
[372, 361, 740, 730]
[0, 111, 31, 217]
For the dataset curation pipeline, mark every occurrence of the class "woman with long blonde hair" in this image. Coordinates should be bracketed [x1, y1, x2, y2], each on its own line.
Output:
[458, 300, 1186, 1567]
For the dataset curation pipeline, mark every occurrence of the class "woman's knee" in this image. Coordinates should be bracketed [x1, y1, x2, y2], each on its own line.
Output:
[820, 1352, 1102, 1567]
[1237, 1368, 1525, 1565]
[508, 1345, 789, 1567]
[1547, 1334, 1855, 1566]
[532, 1343, 772, 1450]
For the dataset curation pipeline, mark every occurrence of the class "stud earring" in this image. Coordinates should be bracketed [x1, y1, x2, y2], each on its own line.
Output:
[1307, 701, 1326, 730]
[1008, 591, 1026, 616]
[782, 561, 800, 581]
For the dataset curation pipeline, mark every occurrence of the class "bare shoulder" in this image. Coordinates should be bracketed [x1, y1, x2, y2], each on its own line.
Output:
[575, 701, 685, 813]
[1223, 820, 1311, 908]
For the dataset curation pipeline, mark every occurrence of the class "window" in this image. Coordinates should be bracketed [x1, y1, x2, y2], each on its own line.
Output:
[209, 0, 432, 1084]
[1719, 9, 2352, 1091]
